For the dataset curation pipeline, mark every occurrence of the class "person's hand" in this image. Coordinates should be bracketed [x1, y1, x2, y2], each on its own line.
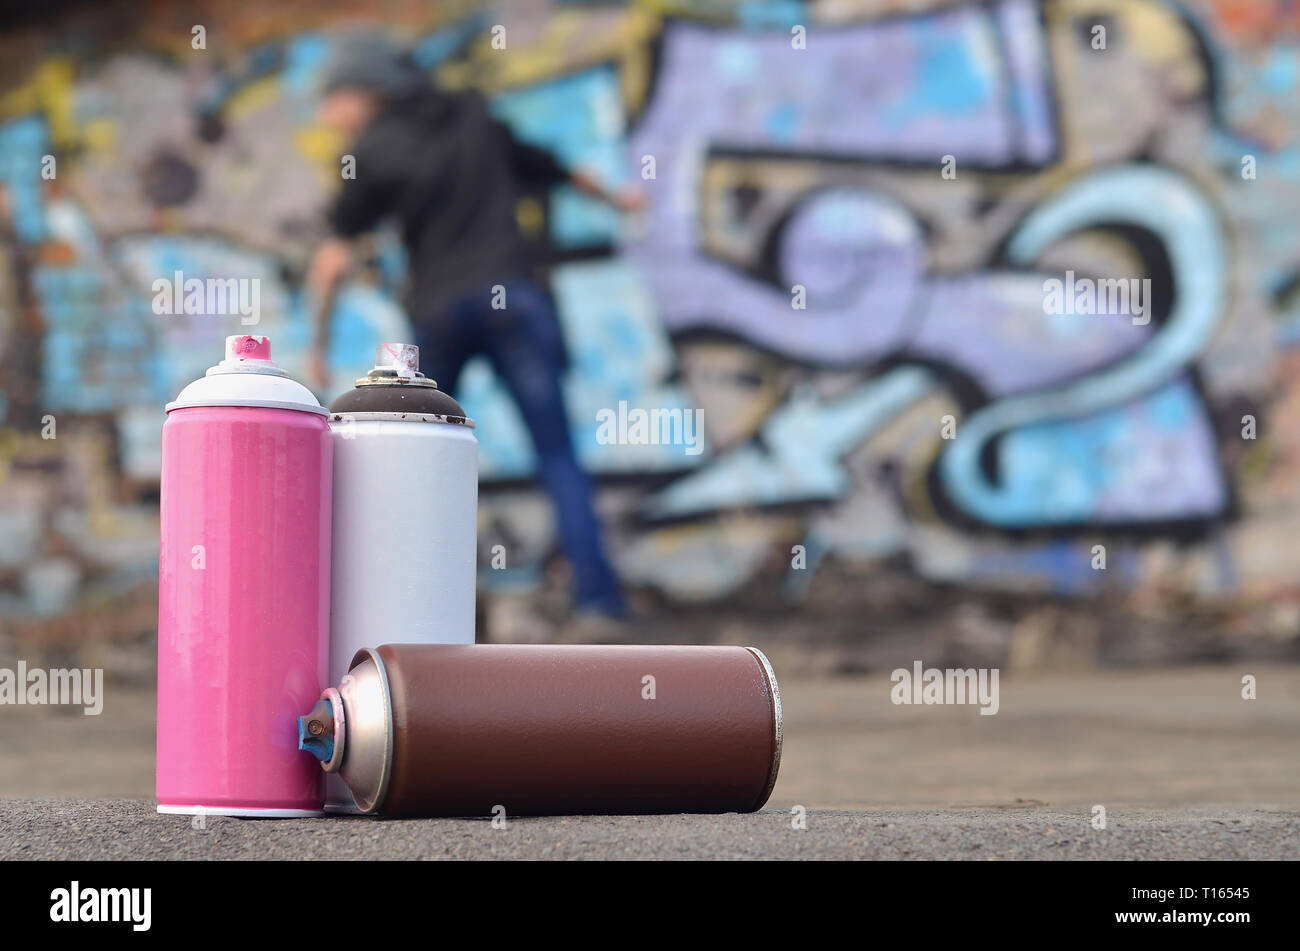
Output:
[305, 238, 352, 395]
[306, 238, 353, 297]
[570, 169, 646, 215]
[306, 342, 330, 394]
[612, 186, 646, 215]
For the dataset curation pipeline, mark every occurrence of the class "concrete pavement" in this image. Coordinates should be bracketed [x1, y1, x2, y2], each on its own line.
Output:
[3, 664, 1298, 858]
[2, 800, 1296, 860]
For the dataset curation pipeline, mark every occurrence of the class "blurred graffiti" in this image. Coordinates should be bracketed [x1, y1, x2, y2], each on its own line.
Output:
[1, 0, 1298, 639]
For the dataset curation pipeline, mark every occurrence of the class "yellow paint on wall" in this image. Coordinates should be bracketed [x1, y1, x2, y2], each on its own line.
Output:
[81, 118, 118, 154]
[454, 8, 657, 93]
[633, 0, 730, 24]
[1049, 0, 1207, 166]
[1, 58, 78, 148]
[294, 123, 342, 166]
[224, 76, 281, 123]
[516, 196, 545, 238]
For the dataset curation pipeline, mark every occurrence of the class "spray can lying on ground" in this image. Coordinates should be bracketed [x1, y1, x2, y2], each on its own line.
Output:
[158, 335, 331, 817]
[324, 343, 477, 811]
[298, 644, 782, 816]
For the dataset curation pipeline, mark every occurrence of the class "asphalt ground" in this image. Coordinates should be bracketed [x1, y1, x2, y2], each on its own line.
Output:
[2, 665, 1297, 859]
[2, 799, 1296, 860]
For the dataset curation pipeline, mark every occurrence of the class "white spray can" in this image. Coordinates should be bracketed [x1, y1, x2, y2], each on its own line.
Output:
[325, 343, 478, 811]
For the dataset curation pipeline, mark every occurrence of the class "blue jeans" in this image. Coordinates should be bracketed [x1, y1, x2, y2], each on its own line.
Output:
[412, 278, 625, 615]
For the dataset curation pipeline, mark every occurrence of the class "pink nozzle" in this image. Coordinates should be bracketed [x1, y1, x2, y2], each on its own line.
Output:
[227, 335, 272, 362]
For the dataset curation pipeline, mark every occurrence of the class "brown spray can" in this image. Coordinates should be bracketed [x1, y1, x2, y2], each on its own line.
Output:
[298, 644, 782, 817]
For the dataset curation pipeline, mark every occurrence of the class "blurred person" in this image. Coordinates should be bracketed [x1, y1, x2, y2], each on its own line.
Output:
[0, 183, 43, 430]
[306, 32, 640, 622]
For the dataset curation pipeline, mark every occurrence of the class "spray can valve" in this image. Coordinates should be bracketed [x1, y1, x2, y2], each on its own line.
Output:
[298, 698, 336, 764]
[227, 335, 272, 362]
[354, 343, 438, 388]
[375, 343, 419, 378]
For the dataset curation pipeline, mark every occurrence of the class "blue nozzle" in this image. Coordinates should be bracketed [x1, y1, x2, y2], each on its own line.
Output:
[298, 698, 335, 763]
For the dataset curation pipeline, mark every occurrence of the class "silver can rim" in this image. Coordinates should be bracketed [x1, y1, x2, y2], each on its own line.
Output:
[744, 646, 783, 810]
[330, 411, 476, 429]
[348, 647, 396, 814]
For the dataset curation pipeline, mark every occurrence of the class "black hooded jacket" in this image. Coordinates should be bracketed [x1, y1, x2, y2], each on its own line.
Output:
[327, 88, 569, 320]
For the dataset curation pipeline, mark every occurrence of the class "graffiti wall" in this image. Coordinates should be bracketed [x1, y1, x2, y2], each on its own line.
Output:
[2, 0, 1299, 653]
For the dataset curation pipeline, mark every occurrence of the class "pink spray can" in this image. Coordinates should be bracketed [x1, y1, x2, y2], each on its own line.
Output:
[157, 335, 331, 817]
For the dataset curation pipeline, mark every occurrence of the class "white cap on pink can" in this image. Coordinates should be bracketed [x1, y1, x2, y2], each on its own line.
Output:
[165, 335, 328, 416]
